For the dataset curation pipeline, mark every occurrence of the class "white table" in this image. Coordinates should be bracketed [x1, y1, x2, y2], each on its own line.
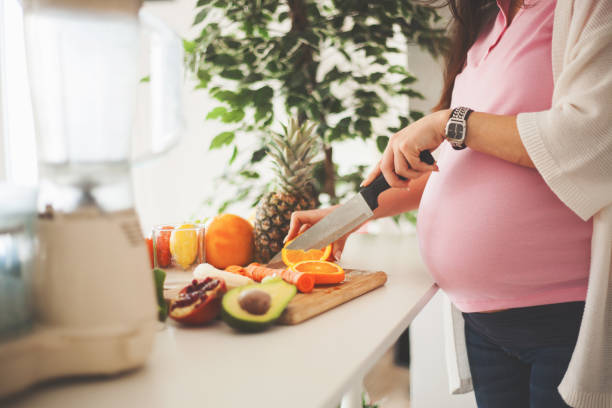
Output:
[4, 232, 437, 408]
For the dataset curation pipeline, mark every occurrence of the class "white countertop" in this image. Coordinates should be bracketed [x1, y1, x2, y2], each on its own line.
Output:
[4, 232, 437, 408]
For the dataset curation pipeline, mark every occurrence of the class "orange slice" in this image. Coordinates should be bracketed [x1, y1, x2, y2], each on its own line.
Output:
[281, 239, 332, 267]
[290, 260, 345, 285]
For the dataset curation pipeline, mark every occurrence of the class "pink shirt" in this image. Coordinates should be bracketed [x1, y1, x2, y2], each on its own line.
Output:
[417, 0, 591, 313]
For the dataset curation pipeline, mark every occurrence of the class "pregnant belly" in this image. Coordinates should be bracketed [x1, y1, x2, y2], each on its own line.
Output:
[416, 148, 591, 311]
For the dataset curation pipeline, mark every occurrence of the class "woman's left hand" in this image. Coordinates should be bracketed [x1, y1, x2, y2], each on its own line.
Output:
[362, 109, 450, 188]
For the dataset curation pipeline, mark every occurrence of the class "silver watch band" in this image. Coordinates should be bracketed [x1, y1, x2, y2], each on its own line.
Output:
[445, 107, 473, 150]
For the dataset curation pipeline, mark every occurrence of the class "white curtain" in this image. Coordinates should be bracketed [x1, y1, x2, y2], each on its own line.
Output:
[0, 0, 38, 186]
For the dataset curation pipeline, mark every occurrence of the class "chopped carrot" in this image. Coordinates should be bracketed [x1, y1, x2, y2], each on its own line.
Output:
[225, 265, 248, 276]
[226, 263, 312, 293]
[281, 268, 314, 293]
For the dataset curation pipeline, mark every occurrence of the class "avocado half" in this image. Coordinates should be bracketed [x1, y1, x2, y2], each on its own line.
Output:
[221, 278, 297, 332]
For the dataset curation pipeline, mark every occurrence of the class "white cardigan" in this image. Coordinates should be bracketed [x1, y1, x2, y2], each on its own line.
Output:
[444, 1, 612, 407]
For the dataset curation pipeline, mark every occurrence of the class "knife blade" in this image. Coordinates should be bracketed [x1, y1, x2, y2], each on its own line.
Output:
[268, 150, 435, 263]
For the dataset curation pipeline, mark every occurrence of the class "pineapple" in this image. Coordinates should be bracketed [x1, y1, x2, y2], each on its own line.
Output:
[253, 117, 319, 263]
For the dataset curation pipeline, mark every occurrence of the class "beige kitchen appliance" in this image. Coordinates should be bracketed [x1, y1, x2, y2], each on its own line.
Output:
[0, 0, 183, 397]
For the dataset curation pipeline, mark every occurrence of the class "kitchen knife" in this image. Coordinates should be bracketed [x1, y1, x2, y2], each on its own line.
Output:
[269, 150, 435, 263]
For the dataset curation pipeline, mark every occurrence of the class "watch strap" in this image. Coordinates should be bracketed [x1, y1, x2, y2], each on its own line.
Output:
[446, 107, 473, 150]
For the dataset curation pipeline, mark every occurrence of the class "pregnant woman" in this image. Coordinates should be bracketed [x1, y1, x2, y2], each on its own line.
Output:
[285, 0, 612, 406]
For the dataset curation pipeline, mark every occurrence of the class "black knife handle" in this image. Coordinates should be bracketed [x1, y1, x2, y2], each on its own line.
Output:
[360, 174, 392, 210]
[359, 150, 436, 210]
[420, 150, 435, 165]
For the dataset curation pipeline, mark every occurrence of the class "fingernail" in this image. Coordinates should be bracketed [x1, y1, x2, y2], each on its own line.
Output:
[359, 182, 365, 187]
[433, 164, 439, 172]
[283, 236, 288, 243]
[334, 250, 342, 261]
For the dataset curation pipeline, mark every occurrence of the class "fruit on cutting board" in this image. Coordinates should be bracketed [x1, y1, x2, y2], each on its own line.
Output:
[206, 214, 254, 269]
[290, 260, 345, 284]
[169, 277, 226, 325]
[170, 224, 199, 269]
[226, 263, 314, 293]
[281, 239, 332, 266]
[155, 226, 174, 268]
[253, 118, 319, 263]
[221, 277, 296, 332]
[194, 263, 253, 290]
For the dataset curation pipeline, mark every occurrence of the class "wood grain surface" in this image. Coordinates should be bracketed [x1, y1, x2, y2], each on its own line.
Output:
[279, 270, 387, 325]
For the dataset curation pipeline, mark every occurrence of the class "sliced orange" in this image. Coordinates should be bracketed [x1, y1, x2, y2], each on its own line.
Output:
[290, 260, 345, 285]
[281, 239, 332, 267]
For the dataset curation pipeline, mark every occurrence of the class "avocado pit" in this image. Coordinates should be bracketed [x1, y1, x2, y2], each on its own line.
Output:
[238, 289, 272, 315]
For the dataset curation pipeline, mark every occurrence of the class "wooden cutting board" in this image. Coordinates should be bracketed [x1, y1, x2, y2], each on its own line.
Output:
[279, 270, 387, 324]
[163, 269, 387, 325]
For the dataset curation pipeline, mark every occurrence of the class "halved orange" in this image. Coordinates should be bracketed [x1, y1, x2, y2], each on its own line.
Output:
[281, 239, 332, 267]
[290, 260, 345, 285]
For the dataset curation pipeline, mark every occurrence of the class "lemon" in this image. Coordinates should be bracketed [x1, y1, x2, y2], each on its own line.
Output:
[170, 224, 199, 269]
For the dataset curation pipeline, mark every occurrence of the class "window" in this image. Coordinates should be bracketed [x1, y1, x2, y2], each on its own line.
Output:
[0, 0, 38, 186]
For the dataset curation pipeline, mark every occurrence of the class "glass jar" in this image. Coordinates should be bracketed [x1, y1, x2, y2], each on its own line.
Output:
[0, 184, 37, 340]
[152, 224, 205, 273]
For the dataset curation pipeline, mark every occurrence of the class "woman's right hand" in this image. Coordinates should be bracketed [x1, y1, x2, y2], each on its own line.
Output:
[285, 205, 356, 261]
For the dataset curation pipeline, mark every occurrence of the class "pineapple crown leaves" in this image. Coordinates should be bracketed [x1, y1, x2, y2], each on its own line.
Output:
[267, 117, 320, 195]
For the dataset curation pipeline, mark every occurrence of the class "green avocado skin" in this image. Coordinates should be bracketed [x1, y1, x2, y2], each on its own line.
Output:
[221, 278, 297, 332]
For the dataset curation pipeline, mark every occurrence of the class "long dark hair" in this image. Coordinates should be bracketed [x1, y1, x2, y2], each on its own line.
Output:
[433, 0, 498, 111]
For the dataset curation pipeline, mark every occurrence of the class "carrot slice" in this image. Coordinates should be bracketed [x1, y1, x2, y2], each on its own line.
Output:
[225, 265, 247, 276]
[281, 268, 314, 293]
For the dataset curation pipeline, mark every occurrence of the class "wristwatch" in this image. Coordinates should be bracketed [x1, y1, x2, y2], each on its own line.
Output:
[445, 107, 473, 150]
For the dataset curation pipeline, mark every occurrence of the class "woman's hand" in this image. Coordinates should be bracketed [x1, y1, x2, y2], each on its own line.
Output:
[362, 109, 450, 188]
[284, 205, 357, 261]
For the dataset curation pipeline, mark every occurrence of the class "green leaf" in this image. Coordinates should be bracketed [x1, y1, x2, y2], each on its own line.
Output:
[240, 170, 260, 179]
[220, 69, 244, 80]
[197, 69, 212, 87]
[354, 119, 372, 138]
[401, 75, 417, 85]
[206, 106, 228, 120]
[183, 39, 196, 54]
[213, 54, 238, 66]
[209, 131, 235, 149]
[193, 9, 207, 26]
[153, 269, 167, 321]
[251, 147, 267, 163]
[196, 0, 212, 5]
[376, 136, 389, 152]
[369, 72, 384, 82]
[254, 86, 274, 105]
[399, 89, 424, 99]
[410, 111, 425, 121]
[139, 75, 150, 83]
[221, 109, 245, 123]
[389, 65, 409, 75]
[255, 104, 273, 122]
[229, 145, 238, 164]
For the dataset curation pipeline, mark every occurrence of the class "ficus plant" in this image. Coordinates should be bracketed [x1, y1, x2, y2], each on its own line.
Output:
[184, 0, 447, 214]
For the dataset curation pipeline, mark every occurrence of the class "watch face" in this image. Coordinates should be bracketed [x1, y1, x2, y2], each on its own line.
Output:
[447, 122, 463, 140]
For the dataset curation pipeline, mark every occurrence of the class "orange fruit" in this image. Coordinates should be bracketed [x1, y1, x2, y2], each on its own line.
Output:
[281, 239, 332, 267]
[290, 260, 345, 284]
[205, 214, 254, 269]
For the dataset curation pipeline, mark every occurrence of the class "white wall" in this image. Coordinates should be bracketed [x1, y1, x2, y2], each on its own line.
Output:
[134, 0, 229, 232]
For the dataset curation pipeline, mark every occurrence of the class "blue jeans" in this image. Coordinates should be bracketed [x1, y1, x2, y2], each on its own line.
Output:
[465, 321, 575, 408]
